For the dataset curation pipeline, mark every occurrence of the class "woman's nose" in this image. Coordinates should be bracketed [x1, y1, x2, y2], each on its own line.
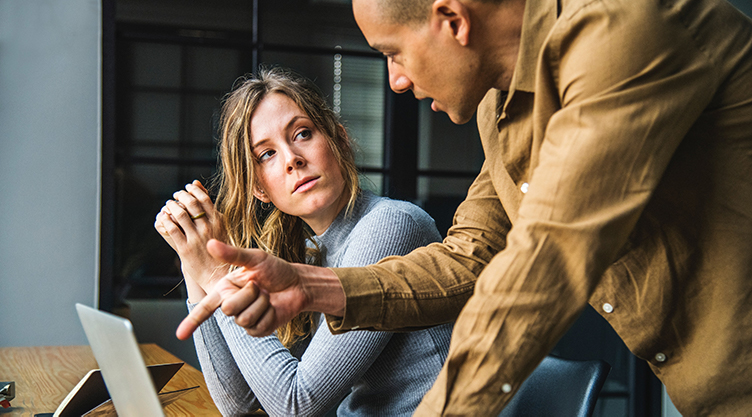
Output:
[286, 152, 305, 173]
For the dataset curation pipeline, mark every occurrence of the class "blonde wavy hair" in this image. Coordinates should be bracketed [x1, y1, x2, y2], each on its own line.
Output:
[214, 67, 360, 348]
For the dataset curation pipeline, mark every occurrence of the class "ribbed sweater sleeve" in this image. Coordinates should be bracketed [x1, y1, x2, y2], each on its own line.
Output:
[190, 311, 261, 415]
[189, 191, 446, 416]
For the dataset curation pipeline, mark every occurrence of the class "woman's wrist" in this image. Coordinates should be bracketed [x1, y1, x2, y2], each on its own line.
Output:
[181, 263, 230, 296]
[181, 269, 207, 303]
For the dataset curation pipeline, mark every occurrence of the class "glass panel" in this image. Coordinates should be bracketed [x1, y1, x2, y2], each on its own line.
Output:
[184, 46, 242, 90]
[339, 55, 384, 169]
[360, 172, 383, 195]
[114, 167, 179, 300]
[418, 100, 484, 172]
[417, 176, 475, 237]
[260, 50, 335, 92]
[117, 0, 254, 31]
[183, 93, 222, 158]
[131, 92, 181, 143]
[261, 1, 370, 52]
[130, 42, 182, 88]
[128, 163, 216, 203]
[130, 144, 180, 160]
[417, 176, 475, 201]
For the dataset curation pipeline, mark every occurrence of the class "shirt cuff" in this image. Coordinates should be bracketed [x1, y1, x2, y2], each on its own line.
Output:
[326, 267, 384, 333]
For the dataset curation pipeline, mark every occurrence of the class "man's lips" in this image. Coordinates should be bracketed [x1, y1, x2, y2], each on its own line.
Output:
[294, 176, 319, 193]
[414, 94, 440, 112]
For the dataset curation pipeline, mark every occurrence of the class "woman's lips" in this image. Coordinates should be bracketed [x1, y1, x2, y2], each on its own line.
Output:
[294, 177, 318, 193]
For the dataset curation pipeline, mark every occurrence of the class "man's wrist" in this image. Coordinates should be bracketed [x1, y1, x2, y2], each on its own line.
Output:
[297, 264, 345, 316]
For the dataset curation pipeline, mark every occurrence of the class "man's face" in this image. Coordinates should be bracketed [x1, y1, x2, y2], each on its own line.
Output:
[353, 0, 489, 124]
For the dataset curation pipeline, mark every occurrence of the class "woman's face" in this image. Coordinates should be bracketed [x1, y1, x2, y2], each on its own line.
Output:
[250, 92, 348, 235]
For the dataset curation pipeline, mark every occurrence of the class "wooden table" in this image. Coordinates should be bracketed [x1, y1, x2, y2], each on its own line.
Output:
[0, 344, 220, 416]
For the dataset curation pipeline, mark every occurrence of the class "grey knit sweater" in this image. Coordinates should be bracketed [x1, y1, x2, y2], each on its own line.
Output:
[189, 191, 453, 416]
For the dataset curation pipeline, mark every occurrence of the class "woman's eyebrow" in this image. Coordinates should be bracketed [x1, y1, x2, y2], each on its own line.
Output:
[285, 115, 306, 131]
[251, 137, 270, 150]
[251, 115, 309, 149]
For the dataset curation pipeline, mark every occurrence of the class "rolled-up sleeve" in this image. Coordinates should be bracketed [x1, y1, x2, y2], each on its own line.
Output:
[329, 162, 510, 332]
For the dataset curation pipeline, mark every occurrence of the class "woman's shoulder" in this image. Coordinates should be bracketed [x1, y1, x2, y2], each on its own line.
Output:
[353, 191, 441, 241]
[333, 191, 441, 266]
[359, 191, 436, 228]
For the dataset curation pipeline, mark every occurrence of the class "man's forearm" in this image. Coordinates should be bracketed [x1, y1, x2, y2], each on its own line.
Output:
[297, 263, 346, 317]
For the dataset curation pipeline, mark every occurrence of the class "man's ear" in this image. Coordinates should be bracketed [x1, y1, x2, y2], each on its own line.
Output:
[431, 0, 471, 46]
[253, 187, 271, 203]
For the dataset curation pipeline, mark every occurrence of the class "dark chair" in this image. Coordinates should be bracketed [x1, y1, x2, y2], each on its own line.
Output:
[499, 356, 611, 417]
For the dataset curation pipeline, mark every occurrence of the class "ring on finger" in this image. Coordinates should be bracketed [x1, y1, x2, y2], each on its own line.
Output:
[191, 212, 206, 220]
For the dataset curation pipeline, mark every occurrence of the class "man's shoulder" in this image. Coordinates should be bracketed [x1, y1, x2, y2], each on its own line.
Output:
[556, 0, 652, 22]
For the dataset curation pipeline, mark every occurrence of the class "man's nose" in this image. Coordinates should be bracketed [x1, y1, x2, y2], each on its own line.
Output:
[388, 60, 412, 94]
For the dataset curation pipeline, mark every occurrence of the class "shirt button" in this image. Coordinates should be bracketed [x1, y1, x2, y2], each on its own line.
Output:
[520, 183, 529, 194]
[602, 303, 614, 313]
[502, 383, 512, 393]
[655, 352, 667, 363]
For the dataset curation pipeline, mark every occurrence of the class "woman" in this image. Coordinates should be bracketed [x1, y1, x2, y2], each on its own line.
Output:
[155, 67, 453, 416]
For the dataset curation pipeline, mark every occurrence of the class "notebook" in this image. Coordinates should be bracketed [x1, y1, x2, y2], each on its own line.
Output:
[69, 303, 194, 417]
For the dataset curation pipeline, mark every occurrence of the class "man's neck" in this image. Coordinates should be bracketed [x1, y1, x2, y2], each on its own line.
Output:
[471, 0, 526, 91]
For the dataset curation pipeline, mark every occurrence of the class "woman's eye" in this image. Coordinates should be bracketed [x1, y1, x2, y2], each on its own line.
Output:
[258, 149, 275, 162]
[295, 129, 312, 141]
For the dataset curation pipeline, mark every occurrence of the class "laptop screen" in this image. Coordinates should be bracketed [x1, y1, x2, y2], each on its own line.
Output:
[75, 303, 165, 417]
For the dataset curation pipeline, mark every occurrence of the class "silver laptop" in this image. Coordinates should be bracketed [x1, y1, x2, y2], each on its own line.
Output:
[75, 303, 165, 417]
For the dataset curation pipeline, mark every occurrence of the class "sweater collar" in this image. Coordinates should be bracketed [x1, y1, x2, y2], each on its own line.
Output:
[315, 190, 375, 256]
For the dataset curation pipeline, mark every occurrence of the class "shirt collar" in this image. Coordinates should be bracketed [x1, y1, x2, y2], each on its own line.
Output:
[511, 0, 559, 94]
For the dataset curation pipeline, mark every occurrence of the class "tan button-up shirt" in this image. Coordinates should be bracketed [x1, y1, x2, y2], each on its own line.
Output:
[330, 0, 752, 414]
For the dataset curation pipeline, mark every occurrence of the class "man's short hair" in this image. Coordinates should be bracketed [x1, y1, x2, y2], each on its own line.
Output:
[379, 0, 434, 25]
[379, 0, 505, 26]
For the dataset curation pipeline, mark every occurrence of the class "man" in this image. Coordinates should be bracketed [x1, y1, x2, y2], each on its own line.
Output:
[180, 0, 752, 414]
